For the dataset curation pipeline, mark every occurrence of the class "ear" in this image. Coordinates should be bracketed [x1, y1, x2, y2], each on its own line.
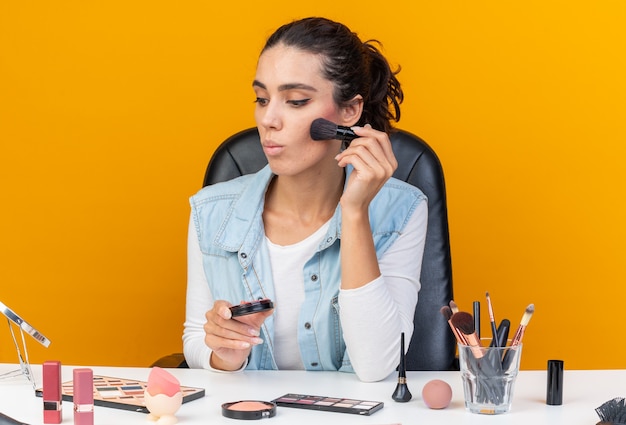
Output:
[339, 94, 363, 127]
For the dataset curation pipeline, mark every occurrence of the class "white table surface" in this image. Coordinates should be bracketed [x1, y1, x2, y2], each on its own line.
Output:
[0, 363, 624, 424]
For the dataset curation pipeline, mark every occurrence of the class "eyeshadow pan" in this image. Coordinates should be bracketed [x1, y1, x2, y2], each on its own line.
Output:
[354, 403, 375, 409]
[97, 388, 123, 398]
[121, 385, 143, 391]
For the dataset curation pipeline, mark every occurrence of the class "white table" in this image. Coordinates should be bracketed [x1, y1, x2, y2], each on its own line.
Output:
[0, 363, 624, 424]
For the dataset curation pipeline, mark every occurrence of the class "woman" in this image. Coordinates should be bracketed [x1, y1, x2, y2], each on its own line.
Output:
[183, 17, 427, 382]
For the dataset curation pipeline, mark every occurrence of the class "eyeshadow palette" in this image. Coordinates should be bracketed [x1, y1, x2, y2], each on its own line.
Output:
[36, 375, 205, 413]
[272, 393, 384, 415]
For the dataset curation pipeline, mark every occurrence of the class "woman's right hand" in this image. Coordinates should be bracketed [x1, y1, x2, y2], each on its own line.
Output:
[203, 300, 271, 371]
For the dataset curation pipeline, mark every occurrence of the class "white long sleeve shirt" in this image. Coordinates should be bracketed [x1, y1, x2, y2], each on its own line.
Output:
[183, 200, 427, 381]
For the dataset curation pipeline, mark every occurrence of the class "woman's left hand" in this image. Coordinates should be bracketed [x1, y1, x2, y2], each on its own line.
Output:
[335, 124, 397, 212]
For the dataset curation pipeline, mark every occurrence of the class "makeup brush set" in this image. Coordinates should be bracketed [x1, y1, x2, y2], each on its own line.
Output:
[596, 397, 626, 425]
[441, 294, 535, 408]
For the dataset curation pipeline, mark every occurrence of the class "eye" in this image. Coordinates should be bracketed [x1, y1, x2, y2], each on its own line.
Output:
[254, 97, 269, 106]
[287, 98, 311, 107]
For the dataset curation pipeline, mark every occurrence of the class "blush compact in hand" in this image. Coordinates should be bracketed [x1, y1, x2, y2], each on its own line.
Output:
[229, 299, 274, 317]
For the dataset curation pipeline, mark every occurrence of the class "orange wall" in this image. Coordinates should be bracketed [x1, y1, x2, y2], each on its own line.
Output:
[1, 1, 625, 371]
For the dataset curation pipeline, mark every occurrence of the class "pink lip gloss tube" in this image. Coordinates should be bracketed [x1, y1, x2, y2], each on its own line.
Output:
[73, 368, 94, 425]
[43, 360, 62, 424]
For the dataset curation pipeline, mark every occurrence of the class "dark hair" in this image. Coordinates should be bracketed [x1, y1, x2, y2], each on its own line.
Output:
[262, 17, 403, 134]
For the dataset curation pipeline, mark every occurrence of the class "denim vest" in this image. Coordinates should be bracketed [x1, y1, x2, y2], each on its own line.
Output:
[190, 165, 426, 372]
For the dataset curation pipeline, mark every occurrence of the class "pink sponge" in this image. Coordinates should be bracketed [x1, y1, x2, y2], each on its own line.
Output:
[146, 367, 181, 397]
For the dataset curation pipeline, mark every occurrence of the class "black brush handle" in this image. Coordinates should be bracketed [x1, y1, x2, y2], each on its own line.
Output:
[466, 352, 505, 405]
[501, 342, 521, 371]
[491, 319, 510, 348]
[497, 319, 510, 347]
[473, 301, 481, 339]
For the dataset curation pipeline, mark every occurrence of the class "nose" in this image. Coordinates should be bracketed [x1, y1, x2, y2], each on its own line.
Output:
[256, 100, 282, 131]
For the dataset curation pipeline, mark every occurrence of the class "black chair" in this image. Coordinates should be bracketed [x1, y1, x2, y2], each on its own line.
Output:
[154, 128, 456, 371]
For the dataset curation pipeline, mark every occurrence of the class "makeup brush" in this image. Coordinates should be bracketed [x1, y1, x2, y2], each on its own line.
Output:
[485, 292, 499, 347]
[449, 300, 460, 314]
[450, 311, 484, 358]
[501, 304, 534, 370]
[595, 397, 626, 425]
[510, 303, 535, 347]
[440, 306, 467, 345]
[440, 305, 453, 322]
[492, 318, 510, 348]
[391, 332, 412, 402]
[310, 118, 358, 144]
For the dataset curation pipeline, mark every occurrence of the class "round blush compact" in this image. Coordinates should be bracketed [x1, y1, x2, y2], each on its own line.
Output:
[221, 400, 277, 420]
[229, 299, 274, 317]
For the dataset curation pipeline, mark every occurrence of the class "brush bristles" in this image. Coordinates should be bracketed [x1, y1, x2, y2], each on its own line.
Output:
[520, 303, 535, 326]
[449, 300, 459, 314]
[450, 311, 475, 335]
[442, 306, 469, 345]
[440, 306, 453, 321]
[451, 311, 483, 357]
[310, 118, 338, 140]
[486, 292, 496, 322]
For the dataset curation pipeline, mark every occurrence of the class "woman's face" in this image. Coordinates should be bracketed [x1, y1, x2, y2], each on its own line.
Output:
[253, 44, 348, 176]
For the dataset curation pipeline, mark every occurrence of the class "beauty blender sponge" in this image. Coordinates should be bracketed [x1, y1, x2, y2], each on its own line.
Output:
[421, 379, 453, 409]
[146, 366, 181, 397]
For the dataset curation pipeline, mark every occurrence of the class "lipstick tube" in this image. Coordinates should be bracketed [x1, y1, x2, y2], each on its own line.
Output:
[73, 368, 94, 425]
[43, 360, 62, 424]
[546, 359, 564, 405]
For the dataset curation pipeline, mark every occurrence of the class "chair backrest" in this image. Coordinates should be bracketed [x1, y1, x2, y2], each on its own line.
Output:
[203, 128, 456, 371]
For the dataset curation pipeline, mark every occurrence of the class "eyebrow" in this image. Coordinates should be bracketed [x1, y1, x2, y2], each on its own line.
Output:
[252, 80, 318, 92]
